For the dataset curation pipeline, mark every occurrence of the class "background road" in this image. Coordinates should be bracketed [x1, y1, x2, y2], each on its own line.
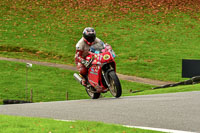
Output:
[0, 91, 199, 132]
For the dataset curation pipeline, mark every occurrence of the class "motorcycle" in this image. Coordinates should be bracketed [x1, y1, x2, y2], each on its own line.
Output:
[74, 43, 122, 99]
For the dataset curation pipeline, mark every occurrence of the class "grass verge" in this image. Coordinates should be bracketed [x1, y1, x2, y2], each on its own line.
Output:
[0, 60, 154, 104]
[1, 60, 200, 104]
[0, 115, 163, 133]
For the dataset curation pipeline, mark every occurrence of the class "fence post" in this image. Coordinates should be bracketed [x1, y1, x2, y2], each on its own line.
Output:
[30, 88, 33, 103]
[66, 91, 68, 100]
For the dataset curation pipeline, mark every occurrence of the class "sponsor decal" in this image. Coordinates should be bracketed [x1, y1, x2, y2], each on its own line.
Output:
[98, 55, 102, 61]
[90, 71, 98, 75]
[86, 57, 90, 60]
[103, 54, 110, 60]
[95, 67, 99, 72]
[91, 66, 98, 73]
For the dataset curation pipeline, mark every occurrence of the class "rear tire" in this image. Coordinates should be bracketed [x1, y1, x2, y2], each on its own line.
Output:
[85, 86, 100, 99]
[108, 71, 122, 98]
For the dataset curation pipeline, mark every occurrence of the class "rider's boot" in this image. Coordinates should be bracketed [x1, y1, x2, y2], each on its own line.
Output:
[79, 74, 87, 87]
[81, 77, 87, 86]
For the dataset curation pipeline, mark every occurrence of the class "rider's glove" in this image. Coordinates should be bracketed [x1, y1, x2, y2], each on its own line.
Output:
[81, 59, 89, 68]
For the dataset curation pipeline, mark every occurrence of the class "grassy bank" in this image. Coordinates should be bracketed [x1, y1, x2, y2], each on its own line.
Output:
[1, 0, 200, 82]
[0, 115, 163, 133]
[0, 60, 154, 104]
[1, 60, 200, 104]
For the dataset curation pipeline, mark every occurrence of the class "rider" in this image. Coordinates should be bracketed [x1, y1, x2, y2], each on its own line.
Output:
[75, 27, 104, 86]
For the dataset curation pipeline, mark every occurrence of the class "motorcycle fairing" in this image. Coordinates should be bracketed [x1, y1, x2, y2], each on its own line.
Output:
[86, 47, 117, 93]
[88, 65, 107, 91]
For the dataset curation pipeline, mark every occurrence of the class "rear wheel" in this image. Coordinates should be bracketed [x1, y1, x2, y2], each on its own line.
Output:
[108, 71, 122, 98]
[85, 86, 100, 99]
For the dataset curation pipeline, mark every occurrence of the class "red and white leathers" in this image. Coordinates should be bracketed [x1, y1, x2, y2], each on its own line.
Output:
[75, 37, 102, 76]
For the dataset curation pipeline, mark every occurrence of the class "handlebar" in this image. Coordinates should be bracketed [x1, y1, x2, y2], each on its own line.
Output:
[85, 55, 95, 68]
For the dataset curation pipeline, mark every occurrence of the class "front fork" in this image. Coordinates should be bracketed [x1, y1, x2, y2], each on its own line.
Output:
[102, 71, 110, 88]
[102, 64, 114, 89]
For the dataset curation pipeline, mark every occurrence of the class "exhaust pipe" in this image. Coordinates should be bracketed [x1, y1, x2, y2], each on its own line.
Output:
[73, 73, 82, 84]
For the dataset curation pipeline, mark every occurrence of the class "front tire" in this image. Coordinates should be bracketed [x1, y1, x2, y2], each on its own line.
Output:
[85, 86, 100, 99]
[108, 71, 122, 98]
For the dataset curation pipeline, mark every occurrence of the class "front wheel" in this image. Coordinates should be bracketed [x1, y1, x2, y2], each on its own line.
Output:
[85, 86, 100, 99]
[108, 71, 122, 98]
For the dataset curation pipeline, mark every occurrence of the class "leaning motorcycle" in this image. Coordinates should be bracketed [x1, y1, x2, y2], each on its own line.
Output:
[74, 43, 122, 99]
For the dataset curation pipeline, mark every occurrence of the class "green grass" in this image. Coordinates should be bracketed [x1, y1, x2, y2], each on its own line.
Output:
[133, 84, 200, 96]
[0, 60, 89, 104]
[1, 0, 200, 82]
[115, 13, 200, 82]
[1, 0, 200, 104]
[0, 115, 163, 133]
[1, 60, 200, 104]
[0, 60, 154, 104]
[1, 1, 200, 131]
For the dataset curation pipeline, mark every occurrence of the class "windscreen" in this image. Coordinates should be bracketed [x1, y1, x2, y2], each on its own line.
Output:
[89, 41, 105, 53]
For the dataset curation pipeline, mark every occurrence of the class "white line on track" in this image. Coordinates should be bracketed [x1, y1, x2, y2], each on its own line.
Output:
[54, 119, 75, 122]
[54, 119, 195, 133]
[124, 125, 196, 133]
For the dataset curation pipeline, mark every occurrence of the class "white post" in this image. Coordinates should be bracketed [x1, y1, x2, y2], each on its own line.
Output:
[25, 66, 28, 101]
[26, 63, 32, 101]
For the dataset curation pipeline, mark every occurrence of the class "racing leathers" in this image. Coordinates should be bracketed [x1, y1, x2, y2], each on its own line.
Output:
[75, 37, 102, 79]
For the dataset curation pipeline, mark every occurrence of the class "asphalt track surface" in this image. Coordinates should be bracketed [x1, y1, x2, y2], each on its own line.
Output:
[0, 91, 200, 132]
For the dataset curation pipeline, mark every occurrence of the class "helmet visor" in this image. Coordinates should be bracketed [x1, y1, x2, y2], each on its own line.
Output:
[86, 35, 96, 43]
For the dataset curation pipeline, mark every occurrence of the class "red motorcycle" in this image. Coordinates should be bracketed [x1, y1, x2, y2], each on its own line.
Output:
[74, 43, 122, 99]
